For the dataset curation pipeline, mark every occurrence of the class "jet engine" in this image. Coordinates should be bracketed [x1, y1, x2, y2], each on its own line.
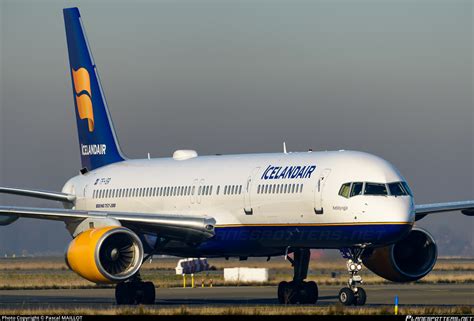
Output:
[65, 226, 144, 284]
[362, 227, 437, 282]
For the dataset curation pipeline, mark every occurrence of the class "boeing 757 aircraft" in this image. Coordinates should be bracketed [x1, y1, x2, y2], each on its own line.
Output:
[1, 7, 473, 306]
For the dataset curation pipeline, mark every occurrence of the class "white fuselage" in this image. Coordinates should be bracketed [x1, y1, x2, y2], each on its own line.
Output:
[62, 150, 415, 257]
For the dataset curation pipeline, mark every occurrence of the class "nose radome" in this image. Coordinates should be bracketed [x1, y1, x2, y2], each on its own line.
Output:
[390, 197, 414, 223]
[365, 196, 414, 223]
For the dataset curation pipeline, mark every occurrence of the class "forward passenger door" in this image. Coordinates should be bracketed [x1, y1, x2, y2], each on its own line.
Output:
[314, 168, 331, 214]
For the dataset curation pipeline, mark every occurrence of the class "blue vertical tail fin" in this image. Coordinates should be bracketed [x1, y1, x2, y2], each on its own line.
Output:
[63, 7, 125, 172]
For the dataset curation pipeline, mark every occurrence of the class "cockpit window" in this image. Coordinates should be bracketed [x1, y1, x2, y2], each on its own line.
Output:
[350, 182, 364, 197]
[388, 182, 407, 196]
[338, 183, 351, 198]
[401, 182, 413, 196]
[364, 183, 388, 196]
[339, 181, 412, 198]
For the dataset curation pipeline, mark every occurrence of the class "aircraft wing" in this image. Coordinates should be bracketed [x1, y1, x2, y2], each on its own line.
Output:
[0, 206, 215, 243]
[415, 200, 474, 221]
[0, 186, 76, 203]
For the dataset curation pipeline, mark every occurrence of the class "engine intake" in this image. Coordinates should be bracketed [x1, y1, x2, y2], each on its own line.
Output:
[66, 226, 143, 284]
[362, 227, 437, 282]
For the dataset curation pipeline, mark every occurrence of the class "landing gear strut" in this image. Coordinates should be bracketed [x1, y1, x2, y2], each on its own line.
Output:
[277, 248, 318, 304]
[115, 273, 155, 305]
[338, 247, 367, 306]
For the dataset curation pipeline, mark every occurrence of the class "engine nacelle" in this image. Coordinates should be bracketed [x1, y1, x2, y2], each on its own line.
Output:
[66, 226, 144, 284]
[362, 227, 437, 282]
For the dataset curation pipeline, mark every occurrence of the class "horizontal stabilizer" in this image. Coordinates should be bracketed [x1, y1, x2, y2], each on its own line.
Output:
[0, 187, 76, 203]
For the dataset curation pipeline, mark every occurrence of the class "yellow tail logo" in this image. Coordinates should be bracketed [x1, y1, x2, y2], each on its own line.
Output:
[72, 68, 94, 132]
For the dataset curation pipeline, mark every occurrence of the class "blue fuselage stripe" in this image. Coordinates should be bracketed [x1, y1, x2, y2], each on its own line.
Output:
[194, 223, 412, 256]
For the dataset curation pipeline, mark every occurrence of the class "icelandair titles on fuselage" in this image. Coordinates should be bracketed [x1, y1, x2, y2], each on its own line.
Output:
[81, 144, 107, 156]
[261, 165, 316, 180]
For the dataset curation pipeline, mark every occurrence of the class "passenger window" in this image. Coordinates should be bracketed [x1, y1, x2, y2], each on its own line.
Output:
[364, 183, 388, 196]
[339, 183, 351, 198]
[217, 186, 220, 195]
[350, 182, 364, 197]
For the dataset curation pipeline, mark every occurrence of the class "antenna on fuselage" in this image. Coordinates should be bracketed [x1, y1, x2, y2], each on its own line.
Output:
[147, 153, 151, 160]
[283, 142, 288, 154]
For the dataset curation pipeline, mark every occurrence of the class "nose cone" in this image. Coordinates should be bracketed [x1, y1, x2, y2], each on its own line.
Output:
[365, 196, 415, 224]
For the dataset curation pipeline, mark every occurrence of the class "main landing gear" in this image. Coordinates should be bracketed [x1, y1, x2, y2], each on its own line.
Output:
[277, 248, 318, 304]
[115, 273, 156, 305]
[338, 247, 367, 306]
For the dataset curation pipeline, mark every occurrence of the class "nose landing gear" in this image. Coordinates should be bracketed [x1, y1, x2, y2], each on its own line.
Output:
[338, 247, 367, 306]
[277, 248, 319, 304]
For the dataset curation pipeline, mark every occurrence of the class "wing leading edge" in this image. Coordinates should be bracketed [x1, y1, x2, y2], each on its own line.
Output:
[415, 200, 474, 221]
[0, 206, 215, 243]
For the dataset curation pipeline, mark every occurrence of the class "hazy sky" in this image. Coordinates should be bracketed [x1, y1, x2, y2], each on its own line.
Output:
[0, 0, 472, 255]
